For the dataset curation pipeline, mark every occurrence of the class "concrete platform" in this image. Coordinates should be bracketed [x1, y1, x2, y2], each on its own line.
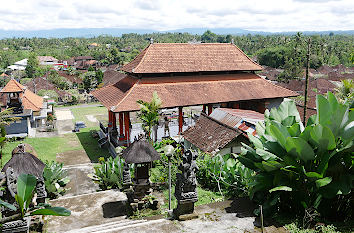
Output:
[46, 190, 129, 232]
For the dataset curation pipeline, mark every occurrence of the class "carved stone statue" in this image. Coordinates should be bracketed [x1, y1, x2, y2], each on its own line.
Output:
[173, 149, 198, 218]
[122, 162, 132, 185]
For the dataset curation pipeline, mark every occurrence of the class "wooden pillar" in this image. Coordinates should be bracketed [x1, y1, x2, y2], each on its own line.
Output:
[178, 106, 183, 134]
[108, 110, 113, 128]
[202, 105, 206, 113]
[124, 112, 130, 144]
[119, 112, 124, 140]
[112, 112, 117, 129]
[207, 104, 213, 115]
[258, 101, 266, 114]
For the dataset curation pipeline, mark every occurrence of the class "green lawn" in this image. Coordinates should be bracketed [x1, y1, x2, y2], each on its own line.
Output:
[1, 133, 82, 166]
[75, 127, 111, 162]
[70, 106, 108, 128]
[1, 128, 111, 167]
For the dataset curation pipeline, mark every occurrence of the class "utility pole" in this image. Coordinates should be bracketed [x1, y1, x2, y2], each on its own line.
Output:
[303, 38, 311, 124]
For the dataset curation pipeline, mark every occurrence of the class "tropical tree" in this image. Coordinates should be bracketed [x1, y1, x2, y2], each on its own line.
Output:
[238, 93, 353, 223]
[136, 91, 162, 140]
[25, 53, 39, 78]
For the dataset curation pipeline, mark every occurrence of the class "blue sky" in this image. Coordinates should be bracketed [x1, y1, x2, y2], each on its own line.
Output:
[0, 0, 353, 32]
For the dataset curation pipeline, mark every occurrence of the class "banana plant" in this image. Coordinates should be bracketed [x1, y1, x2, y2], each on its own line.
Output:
[0, 174, 70, 224]
[238, 92, 353, 218]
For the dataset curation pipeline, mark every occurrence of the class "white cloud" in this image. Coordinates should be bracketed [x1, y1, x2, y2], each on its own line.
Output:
[0, 0, 352, 32]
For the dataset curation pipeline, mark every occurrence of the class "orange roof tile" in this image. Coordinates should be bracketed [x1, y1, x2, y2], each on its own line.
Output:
[22, 89, 43, 111]
[0, 79, 25, 93]
[92, 73, 298, 112]
[121, 43, 262, 74]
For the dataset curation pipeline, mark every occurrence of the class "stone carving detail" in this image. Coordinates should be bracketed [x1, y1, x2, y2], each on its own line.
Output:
[122, 162, 132, 185]
[2, 219, 29, 233]
[175, 150, 198, 204]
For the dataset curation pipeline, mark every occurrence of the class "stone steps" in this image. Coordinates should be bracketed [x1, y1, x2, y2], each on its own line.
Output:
[65, 219, 167, 233]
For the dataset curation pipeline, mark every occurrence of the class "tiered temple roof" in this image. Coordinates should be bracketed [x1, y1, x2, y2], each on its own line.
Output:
[93, 73, 297, 112]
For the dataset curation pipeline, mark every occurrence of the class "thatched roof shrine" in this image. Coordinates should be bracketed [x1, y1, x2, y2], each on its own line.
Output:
[2, 148, 45, 179]
[122, 138, 160, 164]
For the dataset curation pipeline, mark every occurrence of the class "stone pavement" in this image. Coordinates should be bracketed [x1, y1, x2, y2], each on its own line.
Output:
[55, 109, 74, 134]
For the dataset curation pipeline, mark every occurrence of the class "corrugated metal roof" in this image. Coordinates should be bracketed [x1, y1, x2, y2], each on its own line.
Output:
[209, 108, 264, 137]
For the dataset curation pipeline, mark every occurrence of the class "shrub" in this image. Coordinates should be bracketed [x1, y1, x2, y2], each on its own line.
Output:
[43, 161, 70, 199]
[89, 156, 124, 190]
[196, 153, 254, 197]
[151, 139, 182, 185]
[238, 93, 353, 221]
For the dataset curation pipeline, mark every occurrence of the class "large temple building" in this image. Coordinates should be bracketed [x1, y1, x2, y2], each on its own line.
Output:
[92, 42, 298, 144]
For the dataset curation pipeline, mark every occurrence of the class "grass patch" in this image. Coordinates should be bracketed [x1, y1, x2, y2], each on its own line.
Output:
[70, 106, 108, 128]
[2, 128, 111, 166]
[1, 133, 82, 166]
[162, 186, 223, 210]
[74, 127, 111, 162]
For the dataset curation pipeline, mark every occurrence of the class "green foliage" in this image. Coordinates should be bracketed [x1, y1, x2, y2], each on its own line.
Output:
[95, 69, 103, 84]
[48, 70, 72, 90]
[25, 53, 39, 78]
[238, 93, 353, 221]
[257, 46, 289, 68]
[13, 174, 71, 219]
[201, 30, 217, 43]
[334, 79, 354, 106]
[137, 91, 162, 139]
[285, 223, 340, 233]
[37, 89, 59, 101]
[151, 139, 182, 185]
[196, 153, 254, 197]
[0, 199, 17, 211]
[43, 161, 70, 199]
[89, 156, 124, 190]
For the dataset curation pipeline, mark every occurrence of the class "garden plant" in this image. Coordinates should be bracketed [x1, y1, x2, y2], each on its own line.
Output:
[238, 92, 353, 225]
[89, 156, 125, 190]
[0, 174, 71, 224]
[43, 161, 70, 199]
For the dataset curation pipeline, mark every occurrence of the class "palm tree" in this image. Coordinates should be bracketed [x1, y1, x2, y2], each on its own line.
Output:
[136, 91, 162, 141]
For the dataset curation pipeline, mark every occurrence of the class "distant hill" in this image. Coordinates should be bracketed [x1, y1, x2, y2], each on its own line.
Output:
[0, 28, 353, 39]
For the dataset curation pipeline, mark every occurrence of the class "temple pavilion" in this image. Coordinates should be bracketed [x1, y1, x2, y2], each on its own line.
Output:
[92, 42, 297, 144]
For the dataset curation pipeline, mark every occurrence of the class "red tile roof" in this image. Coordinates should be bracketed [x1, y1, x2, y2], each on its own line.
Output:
[22, 89, 43, 111]
[92, 73, 298, 112]
[103, 70, 127, 87]
[183, 113, 242, 153]
[0, 79, 43, 111]
[26, 77, 71, 98]
[121, 43, 262, 74]
[0, 79, 25, 93]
